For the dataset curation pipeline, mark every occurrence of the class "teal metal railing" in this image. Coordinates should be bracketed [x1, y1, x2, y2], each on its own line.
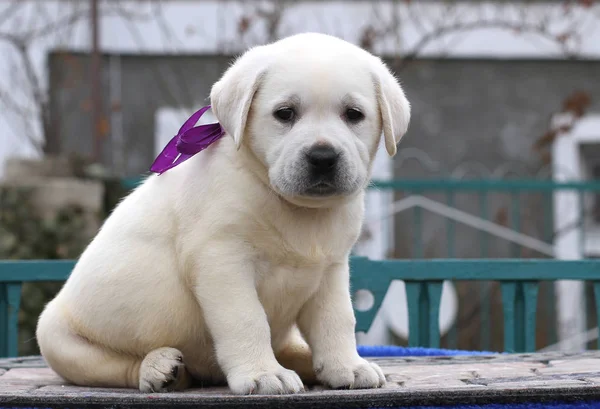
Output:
[350, 257, 600, 353]
[1, 257, 599, 357]
[2, 178, 600, 357]
[0, 260, 75, 358]
[369, 179, 600, 259]
[365, 179, 600, 351]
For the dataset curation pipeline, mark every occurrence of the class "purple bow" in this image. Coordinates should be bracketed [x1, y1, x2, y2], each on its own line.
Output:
[150, 105, 225, 175]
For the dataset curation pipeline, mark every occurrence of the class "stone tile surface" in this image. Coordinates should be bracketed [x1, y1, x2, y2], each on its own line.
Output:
[2, 352, 600, 408]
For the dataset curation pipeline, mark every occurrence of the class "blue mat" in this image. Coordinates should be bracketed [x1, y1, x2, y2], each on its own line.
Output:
[357, 344, 495, 357]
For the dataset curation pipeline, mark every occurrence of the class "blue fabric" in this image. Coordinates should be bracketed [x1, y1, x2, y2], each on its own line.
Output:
[357, 344, 495, 357]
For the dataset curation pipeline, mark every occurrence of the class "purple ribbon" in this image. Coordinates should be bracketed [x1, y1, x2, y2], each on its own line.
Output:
[150, 105, 225, 174]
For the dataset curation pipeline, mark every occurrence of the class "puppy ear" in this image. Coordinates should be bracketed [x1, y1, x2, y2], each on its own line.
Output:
[210, 47, 269, 150]
[372, 60, 411, 157]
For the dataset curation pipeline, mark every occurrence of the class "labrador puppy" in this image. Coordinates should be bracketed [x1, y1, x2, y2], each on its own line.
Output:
[36, 32, 410, 395]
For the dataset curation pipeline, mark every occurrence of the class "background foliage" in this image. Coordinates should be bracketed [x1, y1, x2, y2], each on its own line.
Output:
[0, 186, 91, 355]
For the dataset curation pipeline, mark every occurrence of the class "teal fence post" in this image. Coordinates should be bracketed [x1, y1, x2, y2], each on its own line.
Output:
[578, 190, 587, 337]
[0, 283, 7, 357]
[6, 283, 22, 357]
[543, 192, 557, 345]
[523, 282, 540, 352]
[406, 281, 443, 348]
[502, 282, 520, 352]
[594, 281, 600, 350]
[445, 191, 458, 349]
[501, 281, 539, 353]
[426, 282, 443, 348]
[405, 282, 422, 347]
[479, 191, 491, 350]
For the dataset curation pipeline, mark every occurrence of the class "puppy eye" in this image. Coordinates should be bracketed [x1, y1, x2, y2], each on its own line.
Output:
[345, 108, 364, 123]
[274, 107, 295, 122]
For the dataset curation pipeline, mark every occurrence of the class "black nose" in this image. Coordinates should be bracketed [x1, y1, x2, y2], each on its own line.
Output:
[306, 145, 339, 174]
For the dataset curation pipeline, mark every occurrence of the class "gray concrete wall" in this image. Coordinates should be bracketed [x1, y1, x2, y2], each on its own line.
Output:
[392, 59, 600, 259]
[396, 59, 600, 176]
[49, 53, 600, 176]
[48, 53, 600, 258]
[48, 53, 231, 176]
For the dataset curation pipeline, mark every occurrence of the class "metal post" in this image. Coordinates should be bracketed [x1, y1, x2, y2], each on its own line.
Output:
[90, 0, 103, 162]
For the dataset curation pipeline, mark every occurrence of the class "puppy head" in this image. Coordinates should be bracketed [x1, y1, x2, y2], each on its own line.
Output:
[210, 33, 410, 207]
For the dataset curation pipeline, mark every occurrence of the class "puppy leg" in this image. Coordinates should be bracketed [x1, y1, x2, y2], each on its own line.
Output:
[297, 261, 386, 390]
[193, 252, 304, 395]
[37, 302, 142, 389]
[37, 302, 191, 392]
[275, 329, 317, 385]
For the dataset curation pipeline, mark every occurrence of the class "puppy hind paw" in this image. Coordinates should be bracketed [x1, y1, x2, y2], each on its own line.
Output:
[139, 347, 191, 393]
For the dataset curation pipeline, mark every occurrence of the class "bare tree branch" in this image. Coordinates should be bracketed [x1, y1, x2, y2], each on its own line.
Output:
[0, 89, 33, 118]
[0, 0, 162, 155]
[15, 41, 49, 151]
[1, 0, 598, 164]
[387, 17, 581, 71]
[0, 2, 22, 26]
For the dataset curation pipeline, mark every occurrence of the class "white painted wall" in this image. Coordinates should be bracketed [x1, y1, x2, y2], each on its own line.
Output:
[552, 114, 600, 351]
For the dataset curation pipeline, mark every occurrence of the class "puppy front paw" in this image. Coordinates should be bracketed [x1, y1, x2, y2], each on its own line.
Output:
[139, 347, 191, 393]
[316, 358, 385, 389]
[228, 365, 304, 395]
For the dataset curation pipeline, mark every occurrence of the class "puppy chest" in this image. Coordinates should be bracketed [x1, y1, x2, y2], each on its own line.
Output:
[253, 227, 342, 264]
[255, 263, 324, 323]
[252, 207, 359, 262]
